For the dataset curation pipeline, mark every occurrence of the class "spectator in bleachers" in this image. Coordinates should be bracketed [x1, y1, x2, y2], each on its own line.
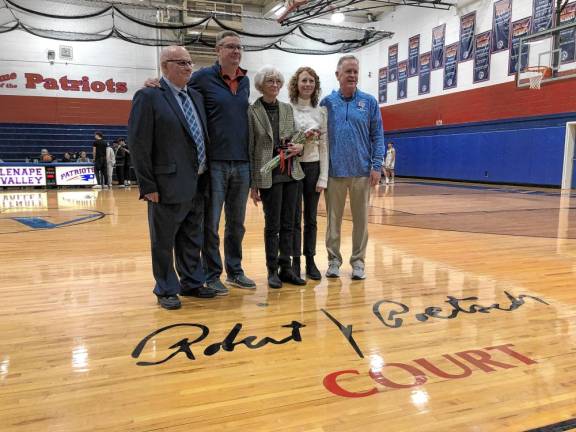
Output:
[40, 149, 55, 163]
[77, 151, 90, 163]
[70, 152, 78, 161]
[61, 152, 73, 163]
[92, 131, 108, 189]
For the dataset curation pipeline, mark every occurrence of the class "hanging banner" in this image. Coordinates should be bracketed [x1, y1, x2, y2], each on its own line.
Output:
[459, 12, 476, 62]
[431, 24, 446, 70]
[492, 0, 512, 52]
[473, 31, 492, 83]
[378, 67, 388, 103]
[397, 61, 408, 100]
[444, 43, 459, 89]
[559, 2, 576, 64]
[509, 17, 532, 75]
[532, 0, 555, 33]
[388, 44, 398, 82]
[418, 52, 431, 95]
[408, 35, 421, 77]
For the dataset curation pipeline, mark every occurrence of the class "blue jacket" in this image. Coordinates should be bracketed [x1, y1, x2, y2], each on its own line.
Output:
[321, 89, 385, 177]
[188, 63, 250, 161]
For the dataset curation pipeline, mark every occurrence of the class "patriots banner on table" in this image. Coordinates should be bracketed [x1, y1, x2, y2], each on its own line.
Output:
[388, 44, 398, 82]
[509, 17, 531, 75]
[431, 24, 446, 70]
[459, 12, 476, 62]
[444, 43, 459, 89]
[418, 52, 431, 95]
[532, 0, 555, 33]
[408, 35, 421, 77]
[397, 61, 408, 100]
[559, 2, 576, 64]
[378, 67, 388, 103]
[473, 31, 492, 83]
[492, 0, 512, 52]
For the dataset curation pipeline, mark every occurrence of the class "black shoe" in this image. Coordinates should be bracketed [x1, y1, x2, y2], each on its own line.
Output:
[279, 268, 306, 286]
[156, 295, 181, 310]
[305, 256, 322, 280]
[180, 286, 217, 298]
[268, 270, 282, 289]
[292, 256, 301, 277]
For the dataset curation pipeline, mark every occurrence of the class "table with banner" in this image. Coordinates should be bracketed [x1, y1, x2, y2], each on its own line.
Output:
[0, 163, 96, 188]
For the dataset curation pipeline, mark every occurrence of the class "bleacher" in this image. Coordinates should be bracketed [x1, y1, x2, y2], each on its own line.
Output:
[0, 123, 128, 162]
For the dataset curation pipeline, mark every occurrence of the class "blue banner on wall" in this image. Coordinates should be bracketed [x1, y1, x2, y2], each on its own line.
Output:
[378, 67, 388, 103]
[418, 52, 431, 95]
[473, 31, 492, 83]
[492, 0, 512, 52]
[397, 60, 408, 99]
[444, 43, 459, 89]
[408, 35, 420, 77]
[459, 12, 476, 62]
[509, 17, 531, 75]
[559, 2, 576, 63]
[388, 44, 398, 82]
[532, 0, 555, 33]
[431, 24, 446, 70]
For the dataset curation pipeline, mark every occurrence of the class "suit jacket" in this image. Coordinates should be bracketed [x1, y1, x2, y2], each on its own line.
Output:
[248, 98, 304, 189]
[128, 78, 209, 204]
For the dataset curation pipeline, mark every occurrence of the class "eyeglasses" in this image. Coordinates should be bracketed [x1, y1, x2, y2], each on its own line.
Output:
[220, 44, 244, 51]
[264, 78, 282, 85]
[165, 60, 193, 67]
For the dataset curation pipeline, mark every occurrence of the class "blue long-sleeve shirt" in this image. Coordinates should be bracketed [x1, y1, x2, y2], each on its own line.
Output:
[320, 89, 385, 177]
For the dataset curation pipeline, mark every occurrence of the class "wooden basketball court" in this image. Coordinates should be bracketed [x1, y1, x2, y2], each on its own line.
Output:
[1, 179, 575, 431]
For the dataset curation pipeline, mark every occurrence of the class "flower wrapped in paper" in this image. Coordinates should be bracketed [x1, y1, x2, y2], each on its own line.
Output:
[259, 129, 315, 175]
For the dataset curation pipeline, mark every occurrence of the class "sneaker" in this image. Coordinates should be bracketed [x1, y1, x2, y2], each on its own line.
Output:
[390, 180, 395, 184]
[326, 263, 340, 278]
[226, 274, 256, 290]
[385, 178, 390, 185]
[351, 265, 366, 280]
[180, 286, 217, 298]
[207, 279, 229, 296]
[156, 295, 181, 310]
[267, 270, 282, 289]
[92, 184, 102, 189]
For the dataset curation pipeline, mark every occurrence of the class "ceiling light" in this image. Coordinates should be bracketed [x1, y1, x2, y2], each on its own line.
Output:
[331, 12, 345, 23]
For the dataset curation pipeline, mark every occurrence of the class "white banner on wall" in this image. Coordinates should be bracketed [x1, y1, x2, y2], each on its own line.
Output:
[0, 166, 46, 186]
[55, 165, 96, 186]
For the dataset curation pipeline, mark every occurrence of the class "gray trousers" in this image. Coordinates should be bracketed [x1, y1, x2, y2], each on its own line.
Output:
[325, 176, 370, 268]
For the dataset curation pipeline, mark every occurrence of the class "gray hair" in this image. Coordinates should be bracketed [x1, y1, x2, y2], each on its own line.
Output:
[253, 65, 285, 93]
[216, 30, 241, 46]
[337, 55, 359, 70]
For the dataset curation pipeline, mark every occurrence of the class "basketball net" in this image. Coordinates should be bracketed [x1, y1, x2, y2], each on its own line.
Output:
[526, 66, 552, 90]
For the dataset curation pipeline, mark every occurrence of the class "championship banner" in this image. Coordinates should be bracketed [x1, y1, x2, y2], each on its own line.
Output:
[388, 44, 398, 82]
[408, 35, 421, 77]
[444, 43, 459, 89]
[418, 52, 431, 95]
[55, 165, 96, 186]
[397, 60, 408, 100]
[559, 2, 576, 64]
[459, 12, 476, 62]
[532, 0, 555, 33]
[509, 17, 531, 75]
[431, 24, 446, 70]
[473, 31, 492, 83]
[492, 0, 512, 53]
[378, 67, 388, 103]
[0, 165, 46, 186]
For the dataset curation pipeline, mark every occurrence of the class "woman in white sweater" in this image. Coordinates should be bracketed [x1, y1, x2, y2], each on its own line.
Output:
[288, 67, 329, 280]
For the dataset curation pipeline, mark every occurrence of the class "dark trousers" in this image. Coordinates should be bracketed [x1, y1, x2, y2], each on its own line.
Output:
[94, 159, 108, 186]
[203, 161, 250, 282]
[260, 180, 299, 271]
[293, 161, 321, 258]
[115, 163, 126, 185]
[147, 174, 207, 296]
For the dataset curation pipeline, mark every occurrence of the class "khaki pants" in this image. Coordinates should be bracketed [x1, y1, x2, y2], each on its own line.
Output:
[325, 176, 370, 268]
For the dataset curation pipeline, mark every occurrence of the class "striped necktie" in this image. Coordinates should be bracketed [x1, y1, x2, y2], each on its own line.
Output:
[178, 90, 207, 174]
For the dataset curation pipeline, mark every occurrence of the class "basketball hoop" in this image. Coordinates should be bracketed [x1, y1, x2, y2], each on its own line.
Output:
[526, 66, 552, 90]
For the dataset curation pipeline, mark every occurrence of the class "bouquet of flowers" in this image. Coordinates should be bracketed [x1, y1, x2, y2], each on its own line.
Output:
[260, 128, 321, 175]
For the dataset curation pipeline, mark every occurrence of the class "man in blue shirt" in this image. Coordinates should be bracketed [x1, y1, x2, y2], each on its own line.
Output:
[321, 55, 385, 280]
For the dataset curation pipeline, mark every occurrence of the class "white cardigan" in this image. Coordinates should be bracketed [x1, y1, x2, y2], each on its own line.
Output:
[291, 98, 329, 189]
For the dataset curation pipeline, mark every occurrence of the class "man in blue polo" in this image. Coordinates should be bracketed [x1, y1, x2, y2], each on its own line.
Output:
[187, 31, 256, 293]
[321, 55, 385, 280]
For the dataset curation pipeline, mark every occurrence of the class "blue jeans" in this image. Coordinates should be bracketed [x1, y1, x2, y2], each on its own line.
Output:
[203, 160, 250, 282]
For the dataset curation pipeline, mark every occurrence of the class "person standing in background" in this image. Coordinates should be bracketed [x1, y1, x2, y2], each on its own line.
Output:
[106, 140, 115, 188]
[383, 141, 396, 185]
[92, 131, 108, 189]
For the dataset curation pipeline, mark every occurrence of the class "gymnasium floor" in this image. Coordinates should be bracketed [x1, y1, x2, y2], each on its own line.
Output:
[1, 179, 575, 432]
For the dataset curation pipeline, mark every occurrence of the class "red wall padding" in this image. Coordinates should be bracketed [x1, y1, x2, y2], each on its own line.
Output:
[0, 95, 131, 125]
[382, 79, 576, 131]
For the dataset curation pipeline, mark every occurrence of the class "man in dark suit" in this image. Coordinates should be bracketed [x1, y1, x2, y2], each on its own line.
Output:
[128, 46, 217, 310]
